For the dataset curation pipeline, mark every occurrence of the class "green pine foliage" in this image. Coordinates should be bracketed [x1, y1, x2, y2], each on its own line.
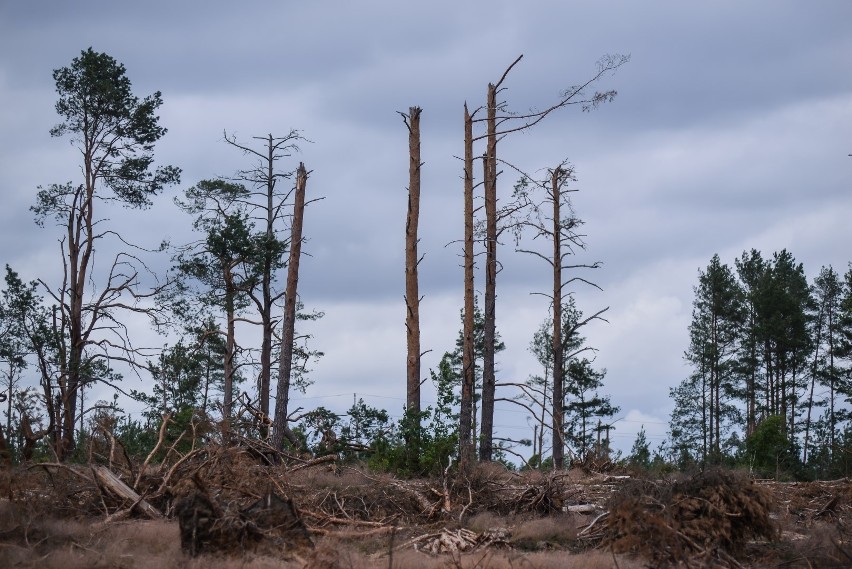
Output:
[670, 250, 852, 480]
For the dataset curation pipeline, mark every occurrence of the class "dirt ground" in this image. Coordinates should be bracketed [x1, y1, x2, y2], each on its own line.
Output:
[0, 455, 849, 568]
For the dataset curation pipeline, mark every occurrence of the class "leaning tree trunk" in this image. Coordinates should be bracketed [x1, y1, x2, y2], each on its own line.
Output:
[404, 107, 423, 466]
[551, 168, 565, 469]
[460, 103, 476, 470]
[272, 163, 308, 450]
[480, 82, 498, 462]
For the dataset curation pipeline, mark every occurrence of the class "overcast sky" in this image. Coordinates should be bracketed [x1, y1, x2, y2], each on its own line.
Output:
[1, 1, 851, 455]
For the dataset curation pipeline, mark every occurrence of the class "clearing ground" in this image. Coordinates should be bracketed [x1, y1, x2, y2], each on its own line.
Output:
[0, 450, 848, 568]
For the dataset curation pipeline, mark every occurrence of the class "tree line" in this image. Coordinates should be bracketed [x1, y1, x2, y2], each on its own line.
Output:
[669, 251, 852, 479]
[0, 47, 626, 475]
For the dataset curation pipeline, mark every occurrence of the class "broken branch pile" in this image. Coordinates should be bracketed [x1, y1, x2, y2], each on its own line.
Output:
[587, 469, 775, 568]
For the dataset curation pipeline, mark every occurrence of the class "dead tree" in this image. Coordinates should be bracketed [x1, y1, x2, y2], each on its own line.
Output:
[460, 104, 476, 469]
[515, 163, 609, 468]
[272, 163, 309, 450]
[479, 80, 500, 462]
[401, 107, 423, 463]
[471, 53, 627, 462]
[222, 131, 302, 432]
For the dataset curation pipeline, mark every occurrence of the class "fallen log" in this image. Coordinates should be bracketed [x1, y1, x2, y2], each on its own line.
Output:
[92, 465, 162, 519]
[564, 504, 598, 514]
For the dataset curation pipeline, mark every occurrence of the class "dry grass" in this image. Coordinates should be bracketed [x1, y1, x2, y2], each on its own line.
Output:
[511, 516, 577, 550]
[0, 515, 645, 569]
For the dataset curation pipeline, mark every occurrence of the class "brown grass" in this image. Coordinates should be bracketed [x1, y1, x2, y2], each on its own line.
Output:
[0, 514, 645, 569]
[511, 516, 577, 550]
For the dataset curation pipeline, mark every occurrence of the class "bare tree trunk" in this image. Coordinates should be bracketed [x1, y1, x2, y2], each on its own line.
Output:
[221, 131, 304, 432]
[539, 368, 548, 463]
[460, 104, 476, 470]
[61, 176, 96, 460]
[829, 308, 836, 454]
[551, 168, 565, 469]
[479, 82, 498, 463]
[223, 282, 236, 443]
[258, 135, 276, 433]
[403, 107, 422, 464]
[272, 163, 308, 450]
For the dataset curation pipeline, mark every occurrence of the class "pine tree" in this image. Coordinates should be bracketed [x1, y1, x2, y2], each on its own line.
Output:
[522, 299, 616, 464]
[432, 300, 504, 457]
[684, 254, 743, 463]
[629, 426, 651, 469]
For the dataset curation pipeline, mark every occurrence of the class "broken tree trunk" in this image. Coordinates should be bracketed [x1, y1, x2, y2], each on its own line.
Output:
[403, 106, 423, 468]
[551, 167, 565, 469]
[92, 465, 162, 519]
[273, 163, 309, 451]
[480, 82, 498, 462]
[460, 103, 476, 470]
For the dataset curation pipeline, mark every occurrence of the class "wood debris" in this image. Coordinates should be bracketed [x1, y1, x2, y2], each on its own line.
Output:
[411, 527, 511, 555]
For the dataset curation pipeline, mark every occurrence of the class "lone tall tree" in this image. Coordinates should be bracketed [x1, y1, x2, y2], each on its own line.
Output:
[33, 48, 179, 458]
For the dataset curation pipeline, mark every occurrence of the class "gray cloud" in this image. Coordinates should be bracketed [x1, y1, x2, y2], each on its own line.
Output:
[1, 1, 851, 453]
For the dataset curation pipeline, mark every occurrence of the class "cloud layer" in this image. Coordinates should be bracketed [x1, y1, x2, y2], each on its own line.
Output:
[1, 1, 851, 453]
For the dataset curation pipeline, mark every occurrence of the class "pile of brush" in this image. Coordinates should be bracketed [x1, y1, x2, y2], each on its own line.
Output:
[597, 469, 775, 568]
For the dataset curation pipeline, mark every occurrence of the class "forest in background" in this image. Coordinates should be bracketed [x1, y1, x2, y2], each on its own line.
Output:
[668, 250, 852, 480]
[0, 46, 849, 486]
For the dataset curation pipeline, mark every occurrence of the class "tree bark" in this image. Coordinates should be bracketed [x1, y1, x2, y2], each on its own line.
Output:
[272, 163, 308, 450]
[259, 135, 276, 432]
[404, 107, 423, 463]
[479, 83, 498, 462]
[223, 277, 236, 443]
[92, 465, 162, 519]
[551, 168, 565, 469]
[404, 108, 422, 413]
[460, 104, 476, 470]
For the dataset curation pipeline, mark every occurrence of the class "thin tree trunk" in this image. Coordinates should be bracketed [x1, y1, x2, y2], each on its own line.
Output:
[829, 307, 836, 454]
[701, 355, 707, 464]
[480, 83, 498, 462]
[258, 135, 276, 433]
[538, 367, 548, 465]
[223, 282, 236, 443]
[551, 168, 565, 469]
[460, 104, 476, 470]
[62, 176, 95, 459]
[5, 367, 12, 438]
[272, 163, 308, 450]
[747, 311, 757, 436]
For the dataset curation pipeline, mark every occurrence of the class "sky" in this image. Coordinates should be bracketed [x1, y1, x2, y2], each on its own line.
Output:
[1, 1, 851, 456]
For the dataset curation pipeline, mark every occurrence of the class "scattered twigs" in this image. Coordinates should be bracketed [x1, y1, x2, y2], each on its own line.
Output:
[301, 509, 389, 528]
[156, 448, 205, 496]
